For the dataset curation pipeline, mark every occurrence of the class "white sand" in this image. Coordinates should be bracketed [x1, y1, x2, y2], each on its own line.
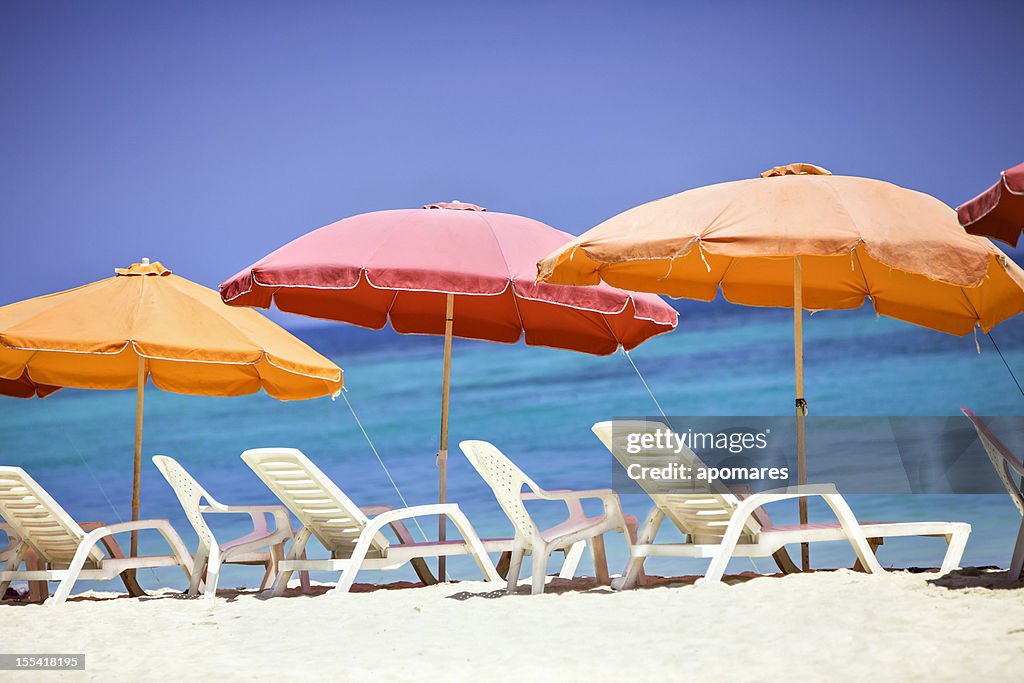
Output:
[2, 569, 1022, 682]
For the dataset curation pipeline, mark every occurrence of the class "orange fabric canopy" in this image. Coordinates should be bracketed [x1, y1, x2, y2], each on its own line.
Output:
[538, 164, 1024, 334]
[0, 261, 342, 399]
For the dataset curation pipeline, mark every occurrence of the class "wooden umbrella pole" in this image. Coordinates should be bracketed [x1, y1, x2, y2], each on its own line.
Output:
[794, 256, 809, 571]
[437, 293, 454, 580]
[130, 355, 145, 559]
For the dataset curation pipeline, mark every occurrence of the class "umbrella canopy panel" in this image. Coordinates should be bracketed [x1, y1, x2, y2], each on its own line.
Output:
[220, 202, 679, 354]
[538, 166, 1024, 335]
[957, 162, 1024, 248]
[0, 370, 60, 399]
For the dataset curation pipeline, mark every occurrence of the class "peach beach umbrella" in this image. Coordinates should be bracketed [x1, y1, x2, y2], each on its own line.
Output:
[538, 163, 1024, 570]
[0, 259, 343, 559]
[957, 162, 1024, 247]
[220, 200, 679, 575]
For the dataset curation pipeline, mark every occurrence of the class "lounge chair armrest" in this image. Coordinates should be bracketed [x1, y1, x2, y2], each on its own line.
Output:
[714, 484, 885, 577]
[198, 504, 292, 535]
[75, 520, 193, 567]
[351, 504, 500, 584]
[81, 519, 178, 539]
[48, 520, 195, 604]
[531, 488, 620, 502]
[741, 484, 839, 505]
[531, 488, 627, 526]
[366, 504, 464, 529]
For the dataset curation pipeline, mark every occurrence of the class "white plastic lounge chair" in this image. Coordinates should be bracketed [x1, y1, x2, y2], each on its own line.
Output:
[460, 440, 635, 595]
[962, 408, 1024, 581]
[153, 455, 309, 599]
[0, 466, 194, 606]
[593, 420, 971, 589]
[241, 448, 501, 596]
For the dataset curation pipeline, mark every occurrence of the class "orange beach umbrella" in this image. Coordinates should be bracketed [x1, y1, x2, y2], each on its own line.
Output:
[0, 259, 343, 557]
[538, 163, 1024, 569]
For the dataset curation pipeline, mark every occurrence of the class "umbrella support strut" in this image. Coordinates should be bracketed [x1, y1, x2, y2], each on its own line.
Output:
[794, 256, 809, 571]
[437, 293, 454, 581]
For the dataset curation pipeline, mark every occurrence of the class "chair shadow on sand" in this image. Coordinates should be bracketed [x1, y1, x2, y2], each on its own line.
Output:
[927, 566, 1024, 591]
[8, 566, 1019, 605]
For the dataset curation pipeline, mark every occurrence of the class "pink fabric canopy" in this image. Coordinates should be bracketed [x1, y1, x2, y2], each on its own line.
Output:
[220, 202, 678, 354]
[957, 162, 1024, 247]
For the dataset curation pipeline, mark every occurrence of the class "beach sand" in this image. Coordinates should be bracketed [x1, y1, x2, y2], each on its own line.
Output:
[2, 569, 1021, 682]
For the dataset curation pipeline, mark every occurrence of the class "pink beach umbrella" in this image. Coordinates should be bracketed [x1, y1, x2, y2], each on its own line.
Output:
[220, 201, 678, 575]
[957, 162, 1024, 247]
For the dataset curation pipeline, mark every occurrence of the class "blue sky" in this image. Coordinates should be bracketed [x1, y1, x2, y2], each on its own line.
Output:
[2, 0, 1023, 322]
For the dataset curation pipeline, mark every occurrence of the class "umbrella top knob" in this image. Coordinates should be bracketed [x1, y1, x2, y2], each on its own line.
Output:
[760, 163, 832, 178]
[116, 260, 172, 277]
[423, 200, 487, 212]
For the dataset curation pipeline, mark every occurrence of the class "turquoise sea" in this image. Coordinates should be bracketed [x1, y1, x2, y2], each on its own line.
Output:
[3, 300, 1024, 592]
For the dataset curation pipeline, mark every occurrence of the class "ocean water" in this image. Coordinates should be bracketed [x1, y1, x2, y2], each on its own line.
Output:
[2, 300, 1023, 592]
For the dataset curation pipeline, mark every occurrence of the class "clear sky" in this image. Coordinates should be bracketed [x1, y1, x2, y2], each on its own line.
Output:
[2, 0, 1023, 322]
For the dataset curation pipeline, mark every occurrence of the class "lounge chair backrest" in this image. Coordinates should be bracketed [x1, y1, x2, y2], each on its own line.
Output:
[460, 440, 541, 539]
[0, 466, 105, 566]
[152, 456, 218, 549]
[592, 420, 763, 543]
[962, 409, 1024, 516]
[241, 448, 389, 558]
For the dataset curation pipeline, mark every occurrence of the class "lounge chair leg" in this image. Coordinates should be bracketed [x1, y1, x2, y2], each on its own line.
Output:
[703, 504, 764, 584]
[821, 494, 884, 575]
[49, 537, 102, 606]
[384, 517, 437, 585]
[496, 551, 512, 579]
[266, 528, 311, 598]
[0, 541, 28, 598]
[259, 563, 274, 592]
[771, 548, 801, 575]
[589, 535, 610, 585]
[623, 516, 647, 587]
[938, 524, 969, 577]
[1010, 518, 1024, 582]
[531, 546, 552, 596]
[441, 507, 502, 582]
[852, 539, 883, 573]
[261, 543, 284, 591]
[189, 544, 209, 596]
[617, 554, 646, 591]
[204, 547, 221, 600]
[268, 569, 293, 597]
[558, 541, 585, 580]
[615, 507, 662, 590]
[26, 550, 49, 603]
[507, 542, 525, 595]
